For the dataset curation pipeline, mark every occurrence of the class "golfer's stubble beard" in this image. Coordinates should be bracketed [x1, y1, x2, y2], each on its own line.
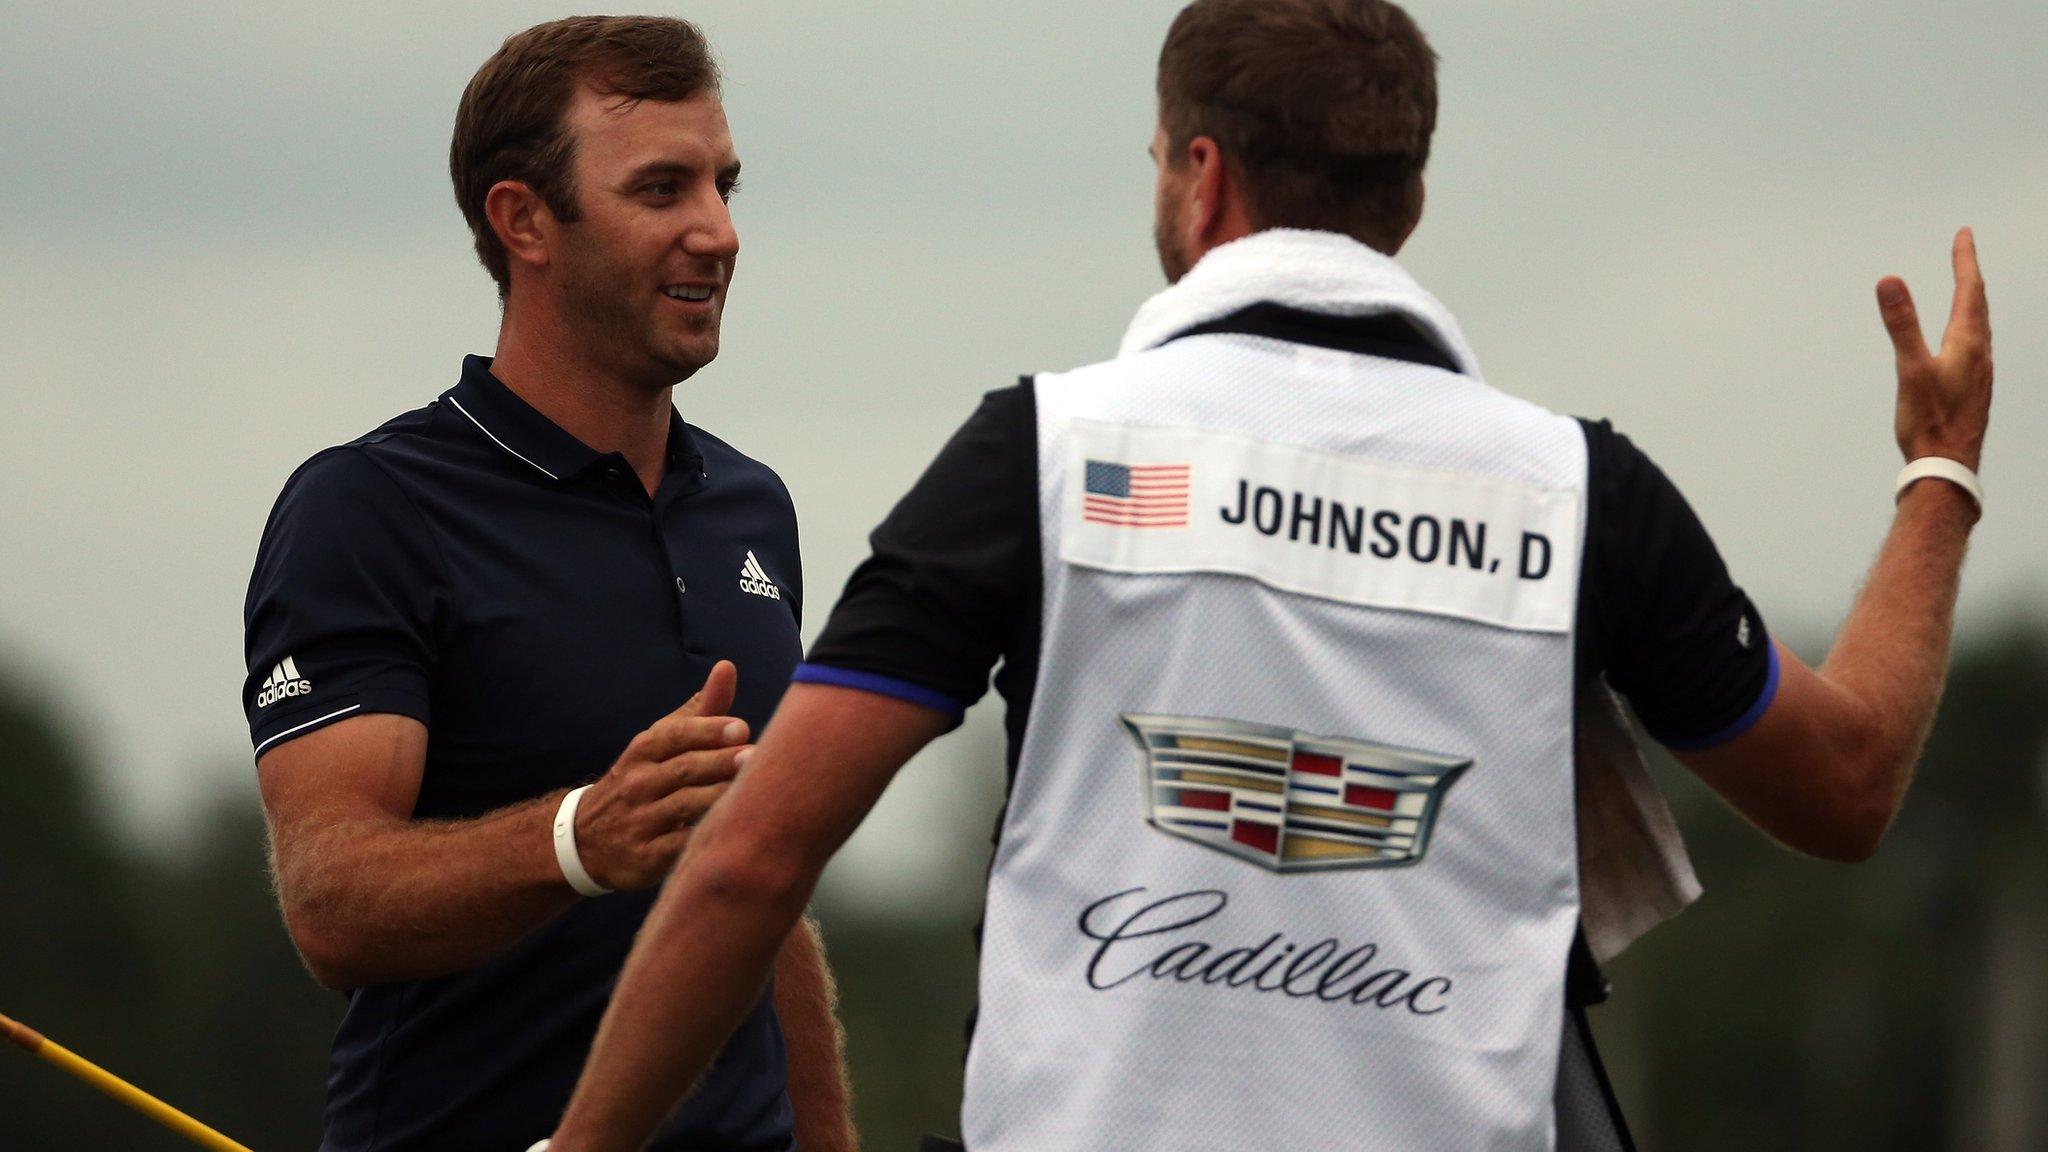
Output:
[553, 223, 711, 391]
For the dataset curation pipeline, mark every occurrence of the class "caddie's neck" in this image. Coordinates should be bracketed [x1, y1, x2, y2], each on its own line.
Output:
[1152, 123, 1421, 285]
[490, 285, 677, 496]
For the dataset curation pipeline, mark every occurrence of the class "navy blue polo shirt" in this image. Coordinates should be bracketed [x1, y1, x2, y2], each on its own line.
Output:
[243, 355, 802, 1152]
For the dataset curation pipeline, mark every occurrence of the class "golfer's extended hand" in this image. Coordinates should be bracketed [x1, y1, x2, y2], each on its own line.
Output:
[571, 660, 751, 891]
[1879, 227, 1993, 474]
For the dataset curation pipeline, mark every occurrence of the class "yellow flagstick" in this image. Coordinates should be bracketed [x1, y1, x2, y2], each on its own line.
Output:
[1, 1010, 255, 1152]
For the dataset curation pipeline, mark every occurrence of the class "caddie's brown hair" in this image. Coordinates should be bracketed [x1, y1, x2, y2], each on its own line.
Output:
[1158, 0, 1437, 252]
[451, 16, 721, 298]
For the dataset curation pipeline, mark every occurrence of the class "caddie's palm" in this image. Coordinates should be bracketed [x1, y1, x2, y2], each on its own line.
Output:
[1878, 227, 1993, 472]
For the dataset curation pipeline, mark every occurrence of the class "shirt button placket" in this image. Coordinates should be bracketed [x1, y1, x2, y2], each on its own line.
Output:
[659, 504, 690, 642]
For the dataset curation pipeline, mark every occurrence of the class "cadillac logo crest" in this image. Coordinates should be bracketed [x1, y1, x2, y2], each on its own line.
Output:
[1122, 714, 1471, 872]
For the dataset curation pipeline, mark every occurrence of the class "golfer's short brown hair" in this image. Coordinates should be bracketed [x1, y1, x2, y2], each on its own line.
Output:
[1158, 0, 1437, 252]
[451, 16, 721, 297]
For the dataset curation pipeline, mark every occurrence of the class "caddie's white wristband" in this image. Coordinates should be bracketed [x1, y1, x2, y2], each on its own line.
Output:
[552, 785, 612, 898]
[1896, 457, 1983, 514]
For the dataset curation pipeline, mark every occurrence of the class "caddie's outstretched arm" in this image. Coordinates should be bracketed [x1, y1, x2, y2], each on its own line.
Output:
[550, 685, 950, 1152]
[1673, 228, 1993, 861]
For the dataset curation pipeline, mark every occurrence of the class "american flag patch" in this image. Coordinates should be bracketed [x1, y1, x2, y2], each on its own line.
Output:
[1083, 460, 1191, 528]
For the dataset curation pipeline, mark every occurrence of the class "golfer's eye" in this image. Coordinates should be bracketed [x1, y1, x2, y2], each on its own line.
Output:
[645, 180, 679, 200]
[717, 177, 741, 203]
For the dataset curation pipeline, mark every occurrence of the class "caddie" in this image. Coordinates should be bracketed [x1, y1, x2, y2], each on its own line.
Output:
[541, 1, 1996, 1149]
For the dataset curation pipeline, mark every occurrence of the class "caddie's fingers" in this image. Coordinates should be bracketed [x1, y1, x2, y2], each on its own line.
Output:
[636, 714, 750, 761]
[1875, 276, 1929, 365]
[1942, 226, 1989, 351]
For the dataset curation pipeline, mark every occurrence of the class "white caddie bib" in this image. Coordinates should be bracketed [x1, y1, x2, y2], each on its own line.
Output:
[961, 232, 1590, 1152]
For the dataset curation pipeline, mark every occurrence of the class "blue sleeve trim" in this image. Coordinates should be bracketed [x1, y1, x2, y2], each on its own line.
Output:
[1658, 641, 1781, 751]
[790, 664, 968, 724]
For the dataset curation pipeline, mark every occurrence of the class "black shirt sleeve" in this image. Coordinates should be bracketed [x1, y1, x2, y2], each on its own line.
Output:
[798, 382, 1041, 721]
[242, 446, 443, 758]
[1576, 419, 1777, 748]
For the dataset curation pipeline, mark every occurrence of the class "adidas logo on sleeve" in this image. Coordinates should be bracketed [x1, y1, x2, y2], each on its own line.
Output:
[739, 551, 782, 600]
[256, 656, 313, 709]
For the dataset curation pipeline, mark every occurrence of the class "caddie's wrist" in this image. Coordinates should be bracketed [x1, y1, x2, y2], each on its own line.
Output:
[1898, 473, 1980, 522]
[1895, 458, 1982, 525]
[1901, 441, 1982, 472]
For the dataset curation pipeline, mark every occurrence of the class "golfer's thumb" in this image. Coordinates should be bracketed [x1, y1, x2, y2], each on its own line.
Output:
[680, 660, 739, 718]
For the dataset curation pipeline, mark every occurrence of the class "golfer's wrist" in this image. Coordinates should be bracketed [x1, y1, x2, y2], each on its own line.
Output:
[552, 786, 614, 897]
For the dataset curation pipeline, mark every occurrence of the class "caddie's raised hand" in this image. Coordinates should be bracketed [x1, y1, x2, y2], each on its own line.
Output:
[571, 660, 751, 891]
[1879, 227, 1994, 473]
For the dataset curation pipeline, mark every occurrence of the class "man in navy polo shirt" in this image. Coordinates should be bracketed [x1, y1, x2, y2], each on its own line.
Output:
[242, 17, 851, 1152]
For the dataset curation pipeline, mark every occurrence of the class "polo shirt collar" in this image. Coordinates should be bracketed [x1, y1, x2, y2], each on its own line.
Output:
[442, 355, 701, 482]
[1117, 228, 1481, 377]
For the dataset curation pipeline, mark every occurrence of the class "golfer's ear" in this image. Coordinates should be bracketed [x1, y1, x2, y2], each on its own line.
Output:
[485, 180, 552, 276]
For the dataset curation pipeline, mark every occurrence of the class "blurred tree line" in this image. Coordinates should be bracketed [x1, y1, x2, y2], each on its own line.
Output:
[1, 628, 2043, 1150]
[1595, 625, 2048, 1150]
[0, 670, 332, 1148]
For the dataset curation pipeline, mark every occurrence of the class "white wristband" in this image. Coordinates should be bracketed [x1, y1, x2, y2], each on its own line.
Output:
[552, 785, 612, 897]
[526, 1142, 551, 1152]
[1896, 457, 1983, 513]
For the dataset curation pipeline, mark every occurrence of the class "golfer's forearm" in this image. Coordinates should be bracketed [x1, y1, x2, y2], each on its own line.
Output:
[277, 795, 577, 988]
[1815, 481, 1975, 807]
[775, 917, 857, 1152]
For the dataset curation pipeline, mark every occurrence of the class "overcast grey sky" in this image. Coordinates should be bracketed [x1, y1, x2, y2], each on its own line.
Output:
[2, 2, 2041, 910]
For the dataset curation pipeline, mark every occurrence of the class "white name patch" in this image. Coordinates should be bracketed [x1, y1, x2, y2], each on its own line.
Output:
[1060, 421, 1582, 632]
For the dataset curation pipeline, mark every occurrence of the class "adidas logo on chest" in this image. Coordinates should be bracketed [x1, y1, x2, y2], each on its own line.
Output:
[739, 551, 782, 600]
[256, 656, 312, 708]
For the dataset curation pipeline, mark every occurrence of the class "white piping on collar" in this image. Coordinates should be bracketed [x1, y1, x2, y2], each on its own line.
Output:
[1116, 228, 1480, 377]
[447, 395, 560, 480]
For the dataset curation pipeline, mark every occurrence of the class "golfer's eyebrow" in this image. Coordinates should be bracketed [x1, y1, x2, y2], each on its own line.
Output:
[624, 159, 743, 186]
